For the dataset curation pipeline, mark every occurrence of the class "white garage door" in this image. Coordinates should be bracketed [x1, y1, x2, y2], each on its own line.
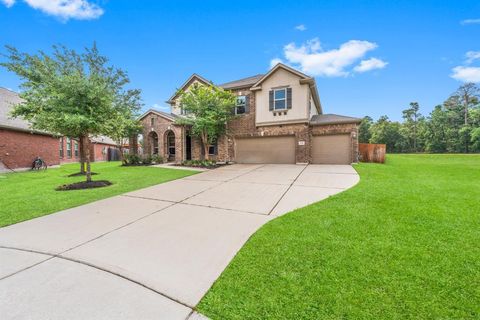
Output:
[235, 136, 296, 164]
[311, 134, 352, 164]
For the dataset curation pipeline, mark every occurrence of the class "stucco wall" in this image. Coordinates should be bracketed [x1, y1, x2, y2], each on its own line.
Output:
[254, 68, 310, 125]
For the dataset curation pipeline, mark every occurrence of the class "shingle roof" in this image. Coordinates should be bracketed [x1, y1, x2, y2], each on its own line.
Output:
[138, 108, 179, 121]
[310, 114, 362, 125]
[0, 87, 51, 135]
[219, 74, 264, 89]
[90, 135, 117, 146]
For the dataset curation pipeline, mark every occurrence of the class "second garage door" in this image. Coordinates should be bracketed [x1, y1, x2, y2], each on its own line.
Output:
[311, 134, 352, 164]
[235, 136, 296, 164]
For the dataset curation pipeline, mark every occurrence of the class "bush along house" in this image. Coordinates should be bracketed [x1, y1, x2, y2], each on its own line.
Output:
[139, 63, 361, 165]
[0, 87, 122, 171]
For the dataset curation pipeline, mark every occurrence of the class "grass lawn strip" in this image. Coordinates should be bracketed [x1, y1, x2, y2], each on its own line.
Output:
[198, 154, 480, 319]
[0, 162, 196, 227]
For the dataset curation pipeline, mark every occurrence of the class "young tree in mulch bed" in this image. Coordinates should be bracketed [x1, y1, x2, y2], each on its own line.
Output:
[1, 43, 142, 190]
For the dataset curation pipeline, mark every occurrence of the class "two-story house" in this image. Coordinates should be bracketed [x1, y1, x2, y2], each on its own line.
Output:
[139, 63, 361, 164]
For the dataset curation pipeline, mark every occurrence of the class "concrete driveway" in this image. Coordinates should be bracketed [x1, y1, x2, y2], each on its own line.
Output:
[0, 164, 359, 319]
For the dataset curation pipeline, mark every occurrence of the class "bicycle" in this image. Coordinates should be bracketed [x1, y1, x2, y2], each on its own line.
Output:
[31, 157, 47, 170]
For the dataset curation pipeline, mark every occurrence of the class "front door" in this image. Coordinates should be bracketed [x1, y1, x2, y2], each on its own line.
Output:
[186, 135, 192, 160]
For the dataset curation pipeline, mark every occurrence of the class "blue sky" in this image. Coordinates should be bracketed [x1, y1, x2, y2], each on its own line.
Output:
[1, 0, 479, 121]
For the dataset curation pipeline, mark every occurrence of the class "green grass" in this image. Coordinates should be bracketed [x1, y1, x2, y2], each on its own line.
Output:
[0, 162, 196, 227]
[198, 154, 480, 319]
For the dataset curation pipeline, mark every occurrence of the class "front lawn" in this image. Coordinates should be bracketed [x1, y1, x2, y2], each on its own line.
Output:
[0, 162, 196, 227]
[198, 154, 480, 319]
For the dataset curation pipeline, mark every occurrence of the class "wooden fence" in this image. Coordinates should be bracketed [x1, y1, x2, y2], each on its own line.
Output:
[359, 143, 386, 163]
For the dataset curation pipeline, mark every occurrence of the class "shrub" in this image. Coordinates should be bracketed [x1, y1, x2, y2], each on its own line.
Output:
[151, 154, 164, 164]
[142, 155, 153, 165]
[181, 159, 216, 167]
[123, 154, 142, 166]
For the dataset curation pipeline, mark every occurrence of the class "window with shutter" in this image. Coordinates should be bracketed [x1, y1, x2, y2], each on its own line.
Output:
[273, 88, 287, 110]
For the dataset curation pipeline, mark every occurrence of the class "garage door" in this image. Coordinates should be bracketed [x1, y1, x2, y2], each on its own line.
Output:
[235, 136, 296, 164]
[311, 134, 351, 164]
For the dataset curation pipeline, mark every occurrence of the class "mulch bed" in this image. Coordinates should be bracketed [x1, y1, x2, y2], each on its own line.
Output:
[67, 172, 98, 177]
[56, 180, 112, 191]
[173, 164, 225, 169]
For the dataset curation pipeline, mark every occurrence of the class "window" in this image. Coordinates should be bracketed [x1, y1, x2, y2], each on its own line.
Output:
[274, 88, 286, 110]
[208, 140, 217, 155]
[150, 117, 155, 126]
[59, 138, 64, 158]
[74, 141, 79, 157]
[235, 96, 246, 115]
[66, 138, 72, 158]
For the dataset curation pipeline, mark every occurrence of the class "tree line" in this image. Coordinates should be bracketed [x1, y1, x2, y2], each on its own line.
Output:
[359, 83, 480, 153]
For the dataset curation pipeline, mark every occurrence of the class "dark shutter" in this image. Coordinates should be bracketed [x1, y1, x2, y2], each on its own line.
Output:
[269, 90, 274, 111]
[245, 95, 250, 113]
[287, 88, 292, 109]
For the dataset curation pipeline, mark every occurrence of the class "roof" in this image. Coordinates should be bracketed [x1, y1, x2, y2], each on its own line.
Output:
[138, 108, 180, 121]
[219, 74, 264, 90]
[166, 74, 212, 104]
[310, 114, 362, 126]
[250, 63, 311, 89]
[0, 87, 123, 143]
[0, 87, 53, 136]
[90, 135, 117, 146]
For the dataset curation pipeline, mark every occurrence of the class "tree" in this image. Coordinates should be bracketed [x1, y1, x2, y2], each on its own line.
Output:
[369, 116, 407, 152]
[453, 83, 480, 152]
[358, 116, 373, 143]
[105, 89, 143, 161]
[455, 83, 480, 126]
[1, 43, 137, 182]
[175, 84, 236, 160]
[402, 102, 423, 152]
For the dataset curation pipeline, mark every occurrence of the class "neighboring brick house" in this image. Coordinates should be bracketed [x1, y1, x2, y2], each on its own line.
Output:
[0, 87, 121, 170]
[139, 63, 361, 165]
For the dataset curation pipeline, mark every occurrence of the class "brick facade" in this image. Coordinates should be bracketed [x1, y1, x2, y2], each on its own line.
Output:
[140, 86, 359, 164]
[0, 129, 60, 169]
[141, 113, 184, 163]
[0, 129, 120, 170]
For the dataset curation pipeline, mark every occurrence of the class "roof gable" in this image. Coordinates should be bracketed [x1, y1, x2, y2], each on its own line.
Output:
[250, 63, 310, 89]
[138, 109, 178, 122]
[166, 74, 212, 104]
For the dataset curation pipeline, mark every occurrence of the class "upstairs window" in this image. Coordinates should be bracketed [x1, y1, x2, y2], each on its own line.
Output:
[150, 117, 155, 126]
[274, 88, 286, 110]
[235, 96, 246, 115]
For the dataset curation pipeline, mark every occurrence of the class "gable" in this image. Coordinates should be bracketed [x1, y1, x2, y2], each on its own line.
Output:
[250, 63, 310, 90]
[166, 74, 212, 104]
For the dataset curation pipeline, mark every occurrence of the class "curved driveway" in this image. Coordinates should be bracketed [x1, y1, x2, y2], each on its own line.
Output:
[0, 164, 359, 319]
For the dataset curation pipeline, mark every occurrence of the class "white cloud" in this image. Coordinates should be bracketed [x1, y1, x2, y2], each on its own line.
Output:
[294, 24, 307, 31]
[1, 0, 15, 8]
[353, 57, 388, 73]
[277, 38, 386, 77]
[269, 58, 283, 68]
[1, 0, 104, 20]
[451, 66, 480, 83]
[465, 51, 480, 64]
[461, 18, 480, 25]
